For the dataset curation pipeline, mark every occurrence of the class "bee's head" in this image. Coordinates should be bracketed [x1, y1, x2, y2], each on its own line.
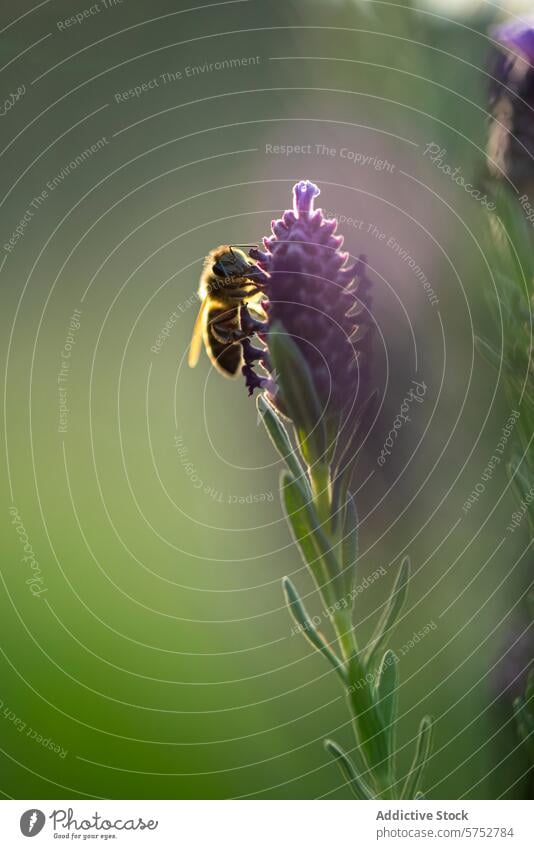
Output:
[210, 246, 255, 280]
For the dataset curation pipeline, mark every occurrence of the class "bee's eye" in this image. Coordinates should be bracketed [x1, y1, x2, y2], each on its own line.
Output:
[212, 262, 225, 275]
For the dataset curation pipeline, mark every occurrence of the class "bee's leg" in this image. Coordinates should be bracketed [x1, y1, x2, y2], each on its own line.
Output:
[242, 363, 276, 397]
[245, 265, 269, 284]
[241, 337, 272, 371]
[226, 287, 255, 299]
[212, 326, 240, 344]
[240, 338, 265, 361]
[226, 283, 267, 299]
[245, 281, 268, 293]
[249, 247, 269, 264]
[212, 322, 252, 346]
[240, 302, 268, 336]
[241, 336, 275, 397]
[210, 311, 246, 344]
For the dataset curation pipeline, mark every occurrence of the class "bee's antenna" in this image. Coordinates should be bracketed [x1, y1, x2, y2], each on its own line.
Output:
[228, 244, 258, 259]
[227, 245, 258, 264]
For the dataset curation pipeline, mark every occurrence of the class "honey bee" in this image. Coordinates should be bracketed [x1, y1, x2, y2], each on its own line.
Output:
[188, 245, 267, 376]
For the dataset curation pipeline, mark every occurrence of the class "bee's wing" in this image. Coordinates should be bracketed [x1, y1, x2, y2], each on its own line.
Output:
[188, 299, 208, 368]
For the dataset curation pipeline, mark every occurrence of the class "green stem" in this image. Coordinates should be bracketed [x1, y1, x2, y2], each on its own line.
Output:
[333, 609, 392, 799]
[309, 462, 332, 528]
[284, 437, 395, 798]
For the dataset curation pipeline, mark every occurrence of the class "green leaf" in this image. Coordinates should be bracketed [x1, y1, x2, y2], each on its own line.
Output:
[374, 649, 399, 788]
[281, 471, 327, 591]
[402, 716, 433, 799]
[493, 187, 534, 285]
[494, 269, 522, 299]
[375, 650, 398, 736]
[281, 471, 343, 607]
[283, 577, 346, 684]
[475, 335, 513, 374]
[324, 739, 374, 799]
[268, 324, 327, 469]
[365, 557, 410, 667]
[340, 492, 358, 601]
[257, 395, 311, 495]
[507, 457, 533, 505]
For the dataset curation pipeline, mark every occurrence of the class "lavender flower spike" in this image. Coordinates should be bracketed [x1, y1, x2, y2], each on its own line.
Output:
[238, 182, 433, 799]
[244, 180, 374, 427]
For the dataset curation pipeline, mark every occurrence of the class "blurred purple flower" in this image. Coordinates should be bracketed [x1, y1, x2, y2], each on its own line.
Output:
[488, 17, 534, 194]
[243, 180, 374, 426]
[493, 18, 534, 65]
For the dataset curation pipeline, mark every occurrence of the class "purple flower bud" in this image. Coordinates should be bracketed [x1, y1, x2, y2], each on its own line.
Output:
[244, 181, 374, 425]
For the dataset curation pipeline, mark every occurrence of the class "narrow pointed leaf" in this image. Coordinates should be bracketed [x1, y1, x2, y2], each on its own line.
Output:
[283, 577, 346, 683]
[375, 649, 398, 736]
[475, 335, 513, 374]
[281, 471, 343, 606]
[402, 715, 433, 799]
[269, 324, 327, 468]
[257, 395, 311, 494]
[281, 471, 328, 593]
[365, 557, 410, 667]
[493, 187, 533, 279]
[324, 739, 374, 799]
[340, 492, 358, 601]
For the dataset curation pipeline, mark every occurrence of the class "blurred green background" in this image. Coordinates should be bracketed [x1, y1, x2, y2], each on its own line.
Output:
[0, 0, 531, 799]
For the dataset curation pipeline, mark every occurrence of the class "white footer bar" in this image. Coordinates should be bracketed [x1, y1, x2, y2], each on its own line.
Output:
[0, 799, 531, 848]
